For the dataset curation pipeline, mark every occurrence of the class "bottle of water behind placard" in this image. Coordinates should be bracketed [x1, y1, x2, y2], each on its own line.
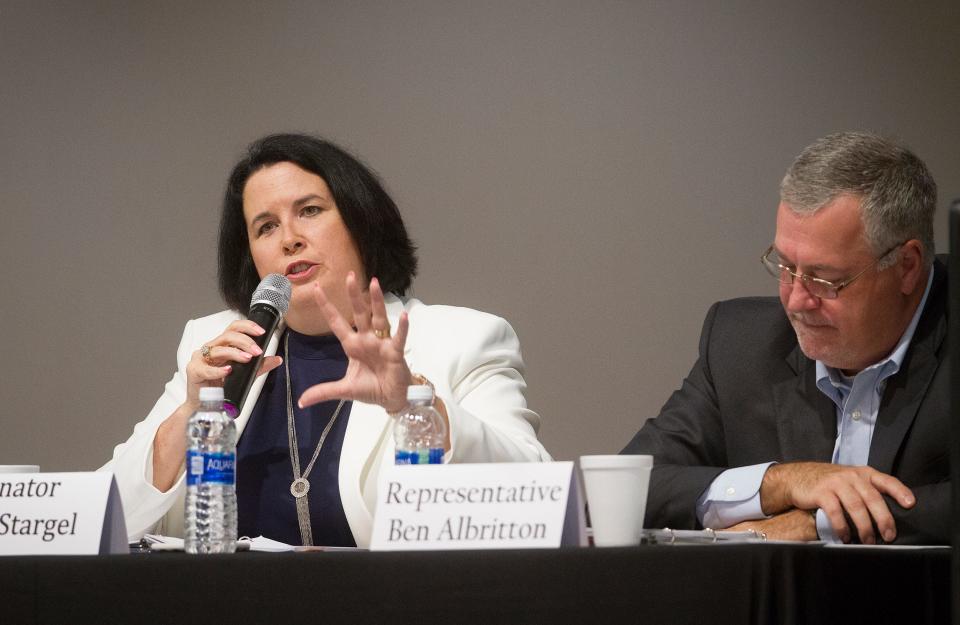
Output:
[393, 385, 447, 464]
[185, 386, 237, 553]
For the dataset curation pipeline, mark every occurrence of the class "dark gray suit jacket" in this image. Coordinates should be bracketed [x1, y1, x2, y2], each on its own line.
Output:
[622, 259, 950, 544]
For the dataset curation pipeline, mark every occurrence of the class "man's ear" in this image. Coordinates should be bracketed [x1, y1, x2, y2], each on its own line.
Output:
[897, 240, 925, 295]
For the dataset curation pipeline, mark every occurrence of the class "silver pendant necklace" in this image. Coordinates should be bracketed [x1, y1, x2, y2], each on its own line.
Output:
[284, 333, 345, 546]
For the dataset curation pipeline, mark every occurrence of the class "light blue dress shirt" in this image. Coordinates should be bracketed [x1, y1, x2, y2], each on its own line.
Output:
[696, 270, 934, 540]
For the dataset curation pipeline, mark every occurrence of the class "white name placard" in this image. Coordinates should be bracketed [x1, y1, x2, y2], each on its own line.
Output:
[370, 462, 585, 551]
[0, 472, 128, 555]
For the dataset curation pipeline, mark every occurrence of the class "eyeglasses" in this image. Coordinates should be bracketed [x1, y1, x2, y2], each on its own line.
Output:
[760, 243, 902, 300]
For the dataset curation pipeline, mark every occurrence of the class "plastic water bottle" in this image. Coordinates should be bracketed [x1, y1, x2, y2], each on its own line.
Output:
[185, 386, 237, 553]
[394, 385, 447, 464]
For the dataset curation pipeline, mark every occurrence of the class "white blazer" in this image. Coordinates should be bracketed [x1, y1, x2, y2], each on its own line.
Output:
[100, 294, 550, 547]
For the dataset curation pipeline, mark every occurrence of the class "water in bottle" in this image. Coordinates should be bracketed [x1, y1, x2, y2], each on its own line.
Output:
[185, 386, 237, 553]
[394, 384, 447, 464]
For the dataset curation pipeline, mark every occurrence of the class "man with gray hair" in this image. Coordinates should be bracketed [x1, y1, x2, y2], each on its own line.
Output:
[623, 131, 949, 544]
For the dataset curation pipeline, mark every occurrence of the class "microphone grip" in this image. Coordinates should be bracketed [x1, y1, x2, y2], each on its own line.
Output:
[222, 303, 282, 417]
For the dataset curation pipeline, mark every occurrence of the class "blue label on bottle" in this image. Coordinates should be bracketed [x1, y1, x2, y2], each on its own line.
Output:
[395, 448, 444, 465]
[186, 450, 236, 485]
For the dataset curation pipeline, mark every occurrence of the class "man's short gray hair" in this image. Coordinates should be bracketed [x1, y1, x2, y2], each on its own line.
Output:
[780, 131, 937, 267]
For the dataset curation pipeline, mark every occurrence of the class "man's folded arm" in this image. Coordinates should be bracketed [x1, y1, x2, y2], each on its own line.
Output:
[622, 302, 738, 529]
[641, 464, 726, 529]
[621, 357, 732, 528]
[696, 463, 776, 528]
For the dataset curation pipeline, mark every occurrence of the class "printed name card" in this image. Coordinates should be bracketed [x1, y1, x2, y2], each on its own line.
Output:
[0, 472, 128, 555]
[370, 462, 585, 551]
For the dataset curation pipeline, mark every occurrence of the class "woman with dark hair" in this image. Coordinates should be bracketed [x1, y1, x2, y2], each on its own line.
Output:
[103, 134, 550, 548]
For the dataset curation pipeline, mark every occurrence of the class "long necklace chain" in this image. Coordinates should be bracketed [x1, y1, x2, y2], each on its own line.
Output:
[284, 333, 345, 547]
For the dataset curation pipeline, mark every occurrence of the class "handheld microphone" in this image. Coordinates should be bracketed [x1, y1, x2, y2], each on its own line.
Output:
[222, 273, 292, 417]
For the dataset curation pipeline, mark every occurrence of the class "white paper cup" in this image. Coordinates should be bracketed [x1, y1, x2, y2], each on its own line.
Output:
[0, 465, 39, 473]
[580, 455, 652, 547]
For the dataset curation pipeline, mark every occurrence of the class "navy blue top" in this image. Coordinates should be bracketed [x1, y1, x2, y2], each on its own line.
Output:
[236, 330, 356, 547]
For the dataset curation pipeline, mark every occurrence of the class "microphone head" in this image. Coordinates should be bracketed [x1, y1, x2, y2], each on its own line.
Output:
[250, 273, 292, 314]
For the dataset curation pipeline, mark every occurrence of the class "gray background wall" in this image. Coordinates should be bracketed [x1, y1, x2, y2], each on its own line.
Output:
[1, 1, 958, 470]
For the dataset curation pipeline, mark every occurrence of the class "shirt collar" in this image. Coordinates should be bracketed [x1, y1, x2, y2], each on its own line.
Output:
[815, 267, 934, 392]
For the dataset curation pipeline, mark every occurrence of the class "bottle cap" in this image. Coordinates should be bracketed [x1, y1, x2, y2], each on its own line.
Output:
[406, 385, 434, 402]
[199, 387, 225, 402]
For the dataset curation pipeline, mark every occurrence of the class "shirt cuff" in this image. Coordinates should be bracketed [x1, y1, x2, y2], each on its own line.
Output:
[697, 462, 776, 528]
[815, 509, 840, 543]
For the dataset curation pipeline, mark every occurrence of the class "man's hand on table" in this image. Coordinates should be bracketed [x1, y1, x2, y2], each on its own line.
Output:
[758, 462, 914, 544]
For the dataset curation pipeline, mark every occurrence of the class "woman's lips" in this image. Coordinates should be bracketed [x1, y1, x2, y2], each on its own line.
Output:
[285, 263, 318, 282]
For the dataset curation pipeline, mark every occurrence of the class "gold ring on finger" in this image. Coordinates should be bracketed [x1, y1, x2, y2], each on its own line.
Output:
[373, 327, 391, 339]
[200, 344, 215, 364]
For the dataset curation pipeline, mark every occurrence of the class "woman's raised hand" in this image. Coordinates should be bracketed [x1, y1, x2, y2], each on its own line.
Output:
[298, 272, 412, 412]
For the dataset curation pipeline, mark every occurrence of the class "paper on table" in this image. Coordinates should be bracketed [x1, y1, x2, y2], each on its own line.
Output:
[141, 534, 296, 552]
[141, 534, 184, 551]
[824, 543, 951, 550]
[246, 535, 295, 552]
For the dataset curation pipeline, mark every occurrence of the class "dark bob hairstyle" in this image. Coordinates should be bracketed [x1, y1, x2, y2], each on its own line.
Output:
[218, 133, 418, 312]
